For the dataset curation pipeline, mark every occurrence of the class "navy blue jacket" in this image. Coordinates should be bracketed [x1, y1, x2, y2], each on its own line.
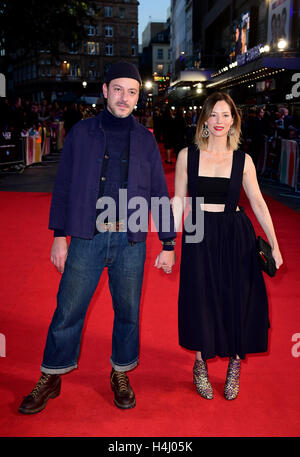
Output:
[49, 111, 176, 242]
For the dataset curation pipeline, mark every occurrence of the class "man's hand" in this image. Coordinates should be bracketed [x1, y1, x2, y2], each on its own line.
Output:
[50, 237, 68, 274]
[154, 250, 175, 274]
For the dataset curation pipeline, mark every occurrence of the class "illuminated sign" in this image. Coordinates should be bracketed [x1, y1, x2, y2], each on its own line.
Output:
[267, 0, 291, 47]
[236, 44, 263, 66]
[230, 11, 250, 61]
[153, 76, 170, 82]
[256, 79, 276, 92]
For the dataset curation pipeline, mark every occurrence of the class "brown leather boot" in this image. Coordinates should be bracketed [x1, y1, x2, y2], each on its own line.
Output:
[18, 373, 61, 414]
[110, 368, 136, 409]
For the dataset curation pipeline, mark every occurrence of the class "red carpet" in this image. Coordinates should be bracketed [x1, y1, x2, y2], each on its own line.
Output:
[0, 157, 300, 437]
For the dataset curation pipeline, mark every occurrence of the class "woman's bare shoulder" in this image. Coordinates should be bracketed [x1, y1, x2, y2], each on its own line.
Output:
[243, 152, 255, 172]
[178, 146, 188, 158]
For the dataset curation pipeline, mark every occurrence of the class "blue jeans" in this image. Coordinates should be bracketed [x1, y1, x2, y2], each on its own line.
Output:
[41, 231, 146, 374]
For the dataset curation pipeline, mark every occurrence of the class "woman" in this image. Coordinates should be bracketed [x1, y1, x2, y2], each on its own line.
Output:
[173, 92, 283, 400]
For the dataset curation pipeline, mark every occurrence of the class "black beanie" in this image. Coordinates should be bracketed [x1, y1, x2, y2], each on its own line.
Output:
[105, 61, 142, 85]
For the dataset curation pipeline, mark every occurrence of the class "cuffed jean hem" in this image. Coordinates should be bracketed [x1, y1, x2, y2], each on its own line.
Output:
[110, 358, 138, 372]
[40, 363, 77, 375]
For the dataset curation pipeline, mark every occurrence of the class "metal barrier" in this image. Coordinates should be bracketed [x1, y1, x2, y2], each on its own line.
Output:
[257, 136, 299, 193]
[0, 122, 65, 169]
[279, 139, 299, 193]
[0, 132, 24, 168]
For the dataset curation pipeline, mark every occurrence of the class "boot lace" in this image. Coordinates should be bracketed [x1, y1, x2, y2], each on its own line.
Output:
[31, 373, 52, 398]
[113, 371, 128, 393]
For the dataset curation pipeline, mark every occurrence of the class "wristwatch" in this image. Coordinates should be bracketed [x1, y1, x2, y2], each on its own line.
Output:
[161, 239, 176, 247]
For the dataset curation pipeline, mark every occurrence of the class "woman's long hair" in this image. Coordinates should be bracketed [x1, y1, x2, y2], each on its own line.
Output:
[195, 92, 242, 151]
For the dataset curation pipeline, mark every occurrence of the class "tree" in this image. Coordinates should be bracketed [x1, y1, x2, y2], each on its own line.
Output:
[0, 1, 99, 59]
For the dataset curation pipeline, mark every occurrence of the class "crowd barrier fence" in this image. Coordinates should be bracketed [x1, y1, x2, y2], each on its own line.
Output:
[257, 136, 300, 193]
[0, 121, 65, 168]
[279, 139, 299, 192]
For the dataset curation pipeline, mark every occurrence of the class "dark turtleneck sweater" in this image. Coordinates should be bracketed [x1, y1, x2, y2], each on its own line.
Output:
[94, 107, 132, 232]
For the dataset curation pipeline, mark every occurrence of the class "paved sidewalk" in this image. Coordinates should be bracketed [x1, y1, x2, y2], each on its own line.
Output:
[0, 152, 60, 193]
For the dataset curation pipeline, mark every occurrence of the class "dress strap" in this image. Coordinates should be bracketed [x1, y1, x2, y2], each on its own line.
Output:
[187, 143, 199, 198]
[224, 150, 245, 212]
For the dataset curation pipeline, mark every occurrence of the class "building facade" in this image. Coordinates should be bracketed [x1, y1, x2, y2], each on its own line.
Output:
[204, 0, 300, 109]
[168, 0, 300, 112]
[168, 0, 212, 108]
[139, 19, 172, 107]
[8, 0, 139, 102]
[140, 22, 171, 77]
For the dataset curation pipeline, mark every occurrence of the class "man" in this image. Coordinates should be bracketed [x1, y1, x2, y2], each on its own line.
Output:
[19, 62, 176, 414]
[246, 107, 269, 168]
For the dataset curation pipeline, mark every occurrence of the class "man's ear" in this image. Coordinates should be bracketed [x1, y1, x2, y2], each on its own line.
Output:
[102, 83, 108, 99]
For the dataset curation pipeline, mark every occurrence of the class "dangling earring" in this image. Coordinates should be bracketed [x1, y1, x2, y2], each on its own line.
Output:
[228, 126, 235, 136]
[202, 124, 210, 138]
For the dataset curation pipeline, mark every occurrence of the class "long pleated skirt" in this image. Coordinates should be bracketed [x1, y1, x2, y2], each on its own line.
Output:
[178, 207, 270, 360]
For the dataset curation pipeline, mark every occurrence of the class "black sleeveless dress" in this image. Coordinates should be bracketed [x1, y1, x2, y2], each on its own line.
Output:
[178, 145, 270, 360]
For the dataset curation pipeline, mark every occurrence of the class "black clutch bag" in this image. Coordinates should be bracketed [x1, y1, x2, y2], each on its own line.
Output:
[257, 236, 277, 277]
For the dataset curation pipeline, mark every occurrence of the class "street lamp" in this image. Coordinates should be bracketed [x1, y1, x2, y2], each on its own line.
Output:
[145, 81, 153, 89]
[278, 39, 287, 50]
[82, 81, 87, 89]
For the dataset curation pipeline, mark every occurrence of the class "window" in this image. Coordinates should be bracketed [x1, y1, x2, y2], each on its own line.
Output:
[0, 39, 5, 58]
[105, 25, 113, 37]
[88, 69, 97, 79]
[104, 6, 112, 17]
[84, 42, 100, 55]
[87, 25, 99, 36]
[70, 64, 81, 77]
[157, 48, 163, 60]
[32, 63, 36, 79]
[131, 26, 135, 38]
[104, 63, 111, 74]
[120, 8, 125, 18]
[105, 43, 113, 56]
[168, 48, 171, 60]
[88, 6, 96, 16]
[157, 64, 163, 73]
[131, 45, 136, 56]
[69, 42, 79, 54]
